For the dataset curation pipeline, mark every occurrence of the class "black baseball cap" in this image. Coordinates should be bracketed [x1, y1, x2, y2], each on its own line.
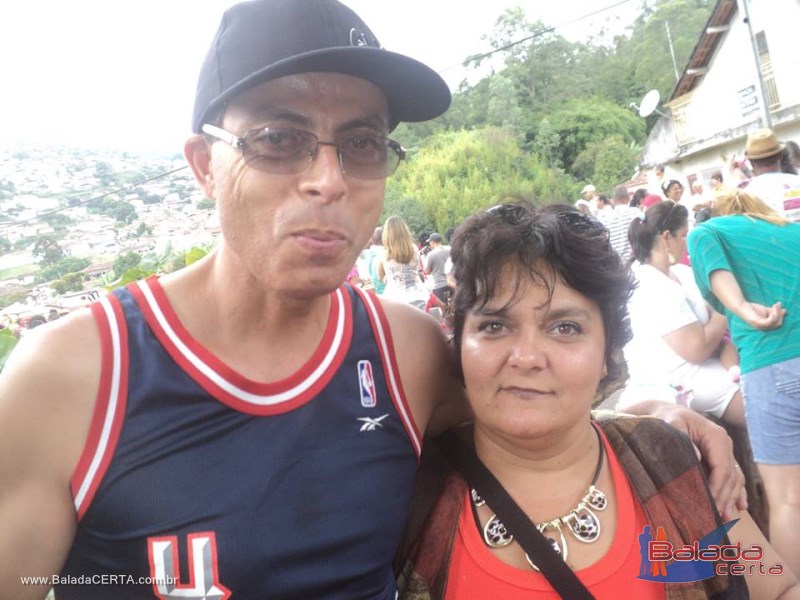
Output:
[192, 0, 452, 133]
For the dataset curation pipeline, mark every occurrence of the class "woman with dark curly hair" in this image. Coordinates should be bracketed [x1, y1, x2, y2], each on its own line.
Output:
[395, 202, 795, 599]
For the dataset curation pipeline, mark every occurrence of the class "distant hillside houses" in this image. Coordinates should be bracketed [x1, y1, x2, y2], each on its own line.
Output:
[13, 195, 60, 212]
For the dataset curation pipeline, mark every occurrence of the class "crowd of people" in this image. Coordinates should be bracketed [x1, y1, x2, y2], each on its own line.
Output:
[0, 0, 798, 598]
[577, 127, 800, 579]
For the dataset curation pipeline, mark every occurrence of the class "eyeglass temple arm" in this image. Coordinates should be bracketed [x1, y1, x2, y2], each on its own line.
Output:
[201, 124, 242, 148]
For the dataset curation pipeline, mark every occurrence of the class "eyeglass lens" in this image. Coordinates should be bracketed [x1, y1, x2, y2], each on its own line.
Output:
[242, 127, 402, 180]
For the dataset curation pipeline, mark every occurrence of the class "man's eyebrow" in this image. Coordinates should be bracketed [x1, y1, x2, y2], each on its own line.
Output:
[338, 114, 390, 133]
[244, 109, 311, 127]
[242, 110, 389, 133]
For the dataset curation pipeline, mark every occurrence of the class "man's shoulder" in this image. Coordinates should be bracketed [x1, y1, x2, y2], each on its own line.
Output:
[0, 308, 102, 471]
[613, 205, 641, 216]
[609, 205, 640, 225]
[749, 172, 800, 193]
[429, 246, 449, 260]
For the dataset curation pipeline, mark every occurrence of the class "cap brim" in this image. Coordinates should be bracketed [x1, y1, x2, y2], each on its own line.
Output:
[194, 47, 451, 133]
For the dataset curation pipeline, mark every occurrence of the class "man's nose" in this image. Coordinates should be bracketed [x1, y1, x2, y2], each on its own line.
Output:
[300, 142, 347, 200]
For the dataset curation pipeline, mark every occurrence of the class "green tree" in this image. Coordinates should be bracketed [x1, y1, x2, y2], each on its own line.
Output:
[32, 235, 65, 267]
[543, 98, 644, 175]
[13, 236, 36, 251]
[166, 246, 210, 273]
[572, 136, 641, 193]
[52, 272, 85, 294]
[36, 256, 91, 283]
[40, 212, 74, 231]
[105, 266, 156, 291]
[380, 194, 434, 242]
[389, 127, 573, 234]
[136, 222, 152, 237]
[0, 328, 20, 374]
[196, 197, 215, 210]
[111, 201, 138, 224]
[530, 118, 561, 169]
[94, 161, 117, 187]
[613, 0, 713, 116]
[113, 251, 142, 279]
[135, 187, 163, 205]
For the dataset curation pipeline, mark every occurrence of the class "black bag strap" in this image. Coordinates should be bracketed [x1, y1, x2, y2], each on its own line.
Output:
[436, 430, 596, 600]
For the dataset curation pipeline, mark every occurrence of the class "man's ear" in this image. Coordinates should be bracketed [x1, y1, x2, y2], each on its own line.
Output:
[185, 134, 215, 200]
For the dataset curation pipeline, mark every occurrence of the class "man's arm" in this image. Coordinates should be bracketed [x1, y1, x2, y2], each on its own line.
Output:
[0, 312, 100, 599]
[377, 298, 469, 440]
[709, 269, 786, 330]
[615, 400, 746, 520]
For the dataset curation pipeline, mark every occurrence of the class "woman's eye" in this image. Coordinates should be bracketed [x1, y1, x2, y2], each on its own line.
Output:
[477, 320, 505, 334]
[552, 321, 581, 336]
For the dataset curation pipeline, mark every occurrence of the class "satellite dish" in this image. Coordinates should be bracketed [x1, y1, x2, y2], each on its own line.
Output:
[638, 89, 662, 117]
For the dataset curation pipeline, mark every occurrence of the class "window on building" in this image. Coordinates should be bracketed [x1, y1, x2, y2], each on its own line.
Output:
[755, 31, 780, 111]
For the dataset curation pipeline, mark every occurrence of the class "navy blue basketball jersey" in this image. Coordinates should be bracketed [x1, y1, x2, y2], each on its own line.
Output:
[57, 277, 421, 599]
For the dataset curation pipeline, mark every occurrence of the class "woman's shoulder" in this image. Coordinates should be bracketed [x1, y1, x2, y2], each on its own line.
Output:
[598, 416, 695, 458]
[629, 264, 686, 304]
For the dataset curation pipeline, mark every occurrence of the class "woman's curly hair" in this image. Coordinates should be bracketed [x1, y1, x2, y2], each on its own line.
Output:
[449, 200, 635, 393]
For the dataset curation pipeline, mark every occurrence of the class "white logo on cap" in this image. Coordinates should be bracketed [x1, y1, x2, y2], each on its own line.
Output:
[350, 28, 379, 49]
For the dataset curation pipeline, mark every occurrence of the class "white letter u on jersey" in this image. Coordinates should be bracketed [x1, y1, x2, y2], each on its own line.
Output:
[148, 531, 231, 599]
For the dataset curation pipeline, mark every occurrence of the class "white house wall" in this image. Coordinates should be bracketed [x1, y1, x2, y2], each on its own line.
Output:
[749, 0, 800, 110]
[641, 0, 800, 185]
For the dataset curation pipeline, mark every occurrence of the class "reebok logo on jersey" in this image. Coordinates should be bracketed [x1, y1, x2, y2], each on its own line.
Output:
[357, 414, 389, 432]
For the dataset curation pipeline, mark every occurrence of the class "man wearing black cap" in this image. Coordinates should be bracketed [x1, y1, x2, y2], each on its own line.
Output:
[0, 1, 458, 598]
[0, 1, 744, 598]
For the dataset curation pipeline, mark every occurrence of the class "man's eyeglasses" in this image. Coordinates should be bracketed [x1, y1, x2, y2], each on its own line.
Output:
[201, 124, 406, 181]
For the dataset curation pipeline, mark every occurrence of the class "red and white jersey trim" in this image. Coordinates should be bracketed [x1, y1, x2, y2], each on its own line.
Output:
[353, 287, 422, 458]
[71, 295, 129, 520]
[130, 277, 353, 416]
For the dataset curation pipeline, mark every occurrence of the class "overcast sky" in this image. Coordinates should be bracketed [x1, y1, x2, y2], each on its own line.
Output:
[0, 0, 639, 154]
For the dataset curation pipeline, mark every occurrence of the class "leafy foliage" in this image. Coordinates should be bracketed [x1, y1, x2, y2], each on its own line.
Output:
[0, 328, 19, 374]
[112, 251, 142, 279]
[32, 235, 65, 267]
[52, 272, 86, 294]
[36, 256, 91, 283]
[87, 196, 139, 223]
[388, 127, 573, 235]
[390, 0, 713, 224]
[40, 212, 74, 231]
[196, 197, 215, 210]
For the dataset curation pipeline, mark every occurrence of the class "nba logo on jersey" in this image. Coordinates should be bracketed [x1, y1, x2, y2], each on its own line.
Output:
[358, 360, 377, 407]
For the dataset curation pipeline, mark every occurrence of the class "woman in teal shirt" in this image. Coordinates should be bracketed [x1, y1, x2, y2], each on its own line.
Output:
[688, 188, 800, 576]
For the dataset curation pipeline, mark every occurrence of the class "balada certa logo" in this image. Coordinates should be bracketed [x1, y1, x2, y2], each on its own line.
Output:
[638, 519, 785, 582]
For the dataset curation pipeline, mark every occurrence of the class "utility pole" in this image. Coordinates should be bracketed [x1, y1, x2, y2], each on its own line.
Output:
[665, 21, 680, 83]
[738, 0, 772, 128]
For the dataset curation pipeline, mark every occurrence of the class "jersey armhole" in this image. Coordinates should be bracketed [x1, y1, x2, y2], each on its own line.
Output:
[352, 287, 422, 458]
[69, 295, 129, 521]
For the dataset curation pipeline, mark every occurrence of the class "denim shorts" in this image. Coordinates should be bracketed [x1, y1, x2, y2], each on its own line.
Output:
[741, 356, 800, 464]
